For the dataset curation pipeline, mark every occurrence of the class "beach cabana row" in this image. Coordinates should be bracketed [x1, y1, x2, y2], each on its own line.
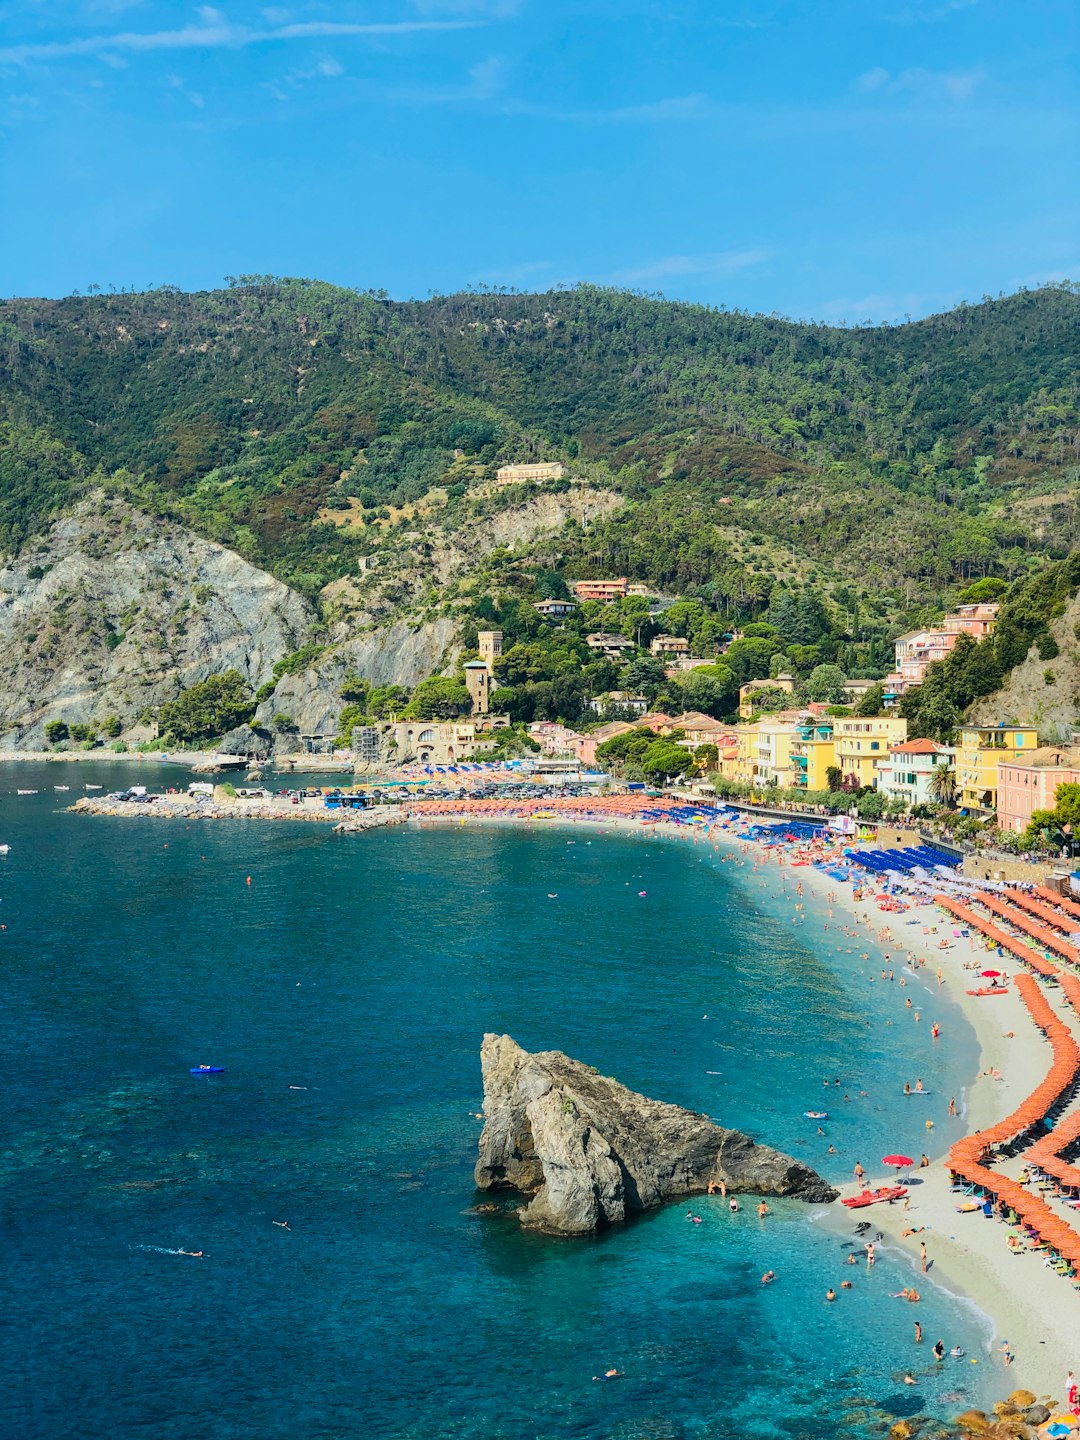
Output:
[933, 894, 1060, 978]
[1002, 887, 1080, 938]
[1025, 972, 1080, 1191]
[974, 892, 1080, 967]
[1035, 885, 1080, 923]
[947, 974, 1080, 1266]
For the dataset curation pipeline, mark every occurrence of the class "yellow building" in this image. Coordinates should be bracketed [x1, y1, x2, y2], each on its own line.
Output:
[790, 720, 837, 790]
[833, 716, 908, 789]
[734, 717, 800, 789]
[956, 724, 1039, 816]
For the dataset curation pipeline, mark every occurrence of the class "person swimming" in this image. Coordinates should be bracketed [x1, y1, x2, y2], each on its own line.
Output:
[826, 1288, 837, 1302]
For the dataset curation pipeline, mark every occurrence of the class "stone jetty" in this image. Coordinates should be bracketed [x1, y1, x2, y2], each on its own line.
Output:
[70, 795, 405, 832]
[475, 1034, 838, 1235]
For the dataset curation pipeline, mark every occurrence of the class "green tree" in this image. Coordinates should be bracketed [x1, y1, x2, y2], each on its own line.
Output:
[620, 656, 668, 696]
[157, 670, 255, 743]
[101, 714, 123, 738]
[405, 676, 472, 720]
[804, 663, 847, 703]
[44, 719, 69, 744]
[854, 684, 886, 716]
[641, 739, 691, 780]
[825, 765, 843, 792]
[928, 762, 957, 807]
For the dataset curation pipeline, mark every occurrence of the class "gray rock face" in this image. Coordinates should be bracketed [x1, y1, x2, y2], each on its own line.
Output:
[0, 494, 316, 745]
[474, 1034, 838, 1235]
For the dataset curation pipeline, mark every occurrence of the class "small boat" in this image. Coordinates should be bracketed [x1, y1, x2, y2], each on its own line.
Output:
[841, 1185, 909, 1209]
[189, 1066, 225, 1075]
[53, 785, 70, 792]
[84, 784, 103, 790]
[16, 789, 37, 795]
[0, 844, 10, 854]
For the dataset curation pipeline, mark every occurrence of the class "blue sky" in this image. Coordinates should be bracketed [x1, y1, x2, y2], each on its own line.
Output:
[0, 0, 1076, 320]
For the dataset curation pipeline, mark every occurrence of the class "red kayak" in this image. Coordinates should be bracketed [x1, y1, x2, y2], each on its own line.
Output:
[841, 1185, 909, 1209]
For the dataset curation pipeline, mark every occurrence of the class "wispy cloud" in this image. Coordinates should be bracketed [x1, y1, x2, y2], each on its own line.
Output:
[0, 15, 485, 67]
[857, 64, 984, 100]
[814, 289, 968, 325]
[610, 249, 772, 285]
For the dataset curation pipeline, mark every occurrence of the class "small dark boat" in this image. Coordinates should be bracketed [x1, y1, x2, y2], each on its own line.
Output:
[190, 1066, 225, 1075]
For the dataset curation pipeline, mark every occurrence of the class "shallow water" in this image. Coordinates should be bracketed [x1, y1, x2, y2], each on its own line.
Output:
[0, 765, 995, 1438]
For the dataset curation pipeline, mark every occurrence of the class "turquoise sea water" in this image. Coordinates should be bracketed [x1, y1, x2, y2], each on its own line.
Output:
[1, 764, 997, 1440]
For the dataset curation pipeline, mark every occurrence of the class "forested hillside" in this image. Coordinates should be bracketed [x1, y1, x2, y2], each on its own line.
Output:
[1, 278, 1078, 604]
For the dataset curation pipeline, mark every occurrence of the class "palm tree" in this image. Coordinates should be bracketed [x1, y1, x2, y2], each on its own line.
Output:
[929, 762, 956, 808]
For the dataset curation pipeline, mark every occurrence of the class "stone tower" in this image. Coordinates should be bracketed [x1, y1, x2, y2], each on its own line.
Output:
[478, 630, 503, 668]
[465, 661, 493, 716]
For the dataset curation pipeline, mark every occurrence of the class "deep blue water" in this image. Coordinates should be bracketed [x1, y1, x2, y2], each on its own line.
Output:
[0, 763, 994, 1440]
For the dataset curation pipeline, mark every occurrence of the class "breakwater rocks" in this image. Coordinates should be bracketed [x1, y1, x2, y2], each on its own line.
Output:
[474, 1034, 838, 1235]
[69, 796, 406, 832]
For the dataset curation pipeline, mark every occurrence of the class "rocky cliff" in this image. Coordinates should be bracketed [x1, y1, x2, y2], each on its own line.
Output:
[474, 1034, 837, 1235]
[0, 494, 316, 745]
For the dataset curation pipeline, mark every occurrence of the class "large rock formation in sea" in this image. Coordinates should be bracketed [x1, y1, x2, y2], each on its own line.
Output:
[474, 1034, 838, 1235]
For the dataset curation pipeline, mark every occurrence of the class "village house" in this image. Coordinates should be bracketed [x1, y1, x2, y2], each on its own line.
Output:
[575, 721, 637, 769]
[875, 738, 954, 809]
[527, 721, 586, 756]
[533, 597, 578, 619]
[833, 715, 909, 790]
[649, 634, 690, 657]
[790, 718, 837, 791]
[997, 747, 1080, 833]
[589, 692, 648, 717]
[956, 723, 1039, 816]
[585, 631, 635, 658]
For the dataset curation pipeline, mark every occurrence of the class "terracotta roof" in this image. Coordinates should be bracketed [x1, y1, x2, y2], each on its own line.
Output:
[1001, 747, 1080, 769]
[889, 739, 950, 755]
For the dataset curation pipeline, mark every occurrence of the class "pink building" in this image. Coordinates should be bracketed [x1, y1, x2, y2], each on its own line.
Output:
[885, 603, 1000, 698]
[997, 748, 1080, 833]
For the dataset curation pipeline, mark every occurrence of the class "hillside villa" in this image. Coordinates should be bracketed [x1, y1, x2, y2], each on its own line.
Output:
[573, 578, 629, 602]
[883, 602, 1000, 702]
[533, 597, 578, 618]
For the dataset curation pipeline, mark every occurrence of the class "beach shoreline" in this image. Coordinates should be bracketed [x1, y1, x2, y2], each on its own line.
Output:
[411, 805, 1076, 1400]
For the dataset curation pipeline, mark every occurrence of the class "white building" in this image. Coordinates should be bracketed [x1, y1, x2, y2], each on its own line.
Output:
[876, 739, 954, 808]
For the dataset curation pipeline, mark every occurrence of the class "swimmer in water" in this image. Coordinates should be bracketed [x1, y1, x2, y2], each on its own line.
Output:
[592, 1369, 623, 1381]
[903, 1373, 918, 1386]
[846, 1253, 858, 1265]
[272, 1221, 291, 1230]
[933, 1340, 945, 1361]
[914, 1321, 922, 1343]
[178, 1249, 204, 1257]
[761, 1270, 775, 1285]
[757, 1201, 769, 1219]
[729, 1198, 740, 1213]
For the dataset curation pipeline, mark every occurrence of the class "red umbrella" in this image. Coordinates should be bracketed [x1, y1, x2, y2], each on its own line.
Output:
[882, 1154, 915, 1174]
[981, 970, 1002, 978]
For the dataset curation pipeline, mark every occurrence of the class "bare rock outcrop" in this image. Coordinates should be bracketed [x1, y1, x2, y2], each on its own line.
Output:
[474, 1034, 837, 1235]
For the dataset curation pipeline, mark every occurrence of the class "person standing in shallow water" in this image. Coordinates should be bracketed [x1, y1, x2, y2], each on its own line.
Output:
[853, 1160, 865, 1184]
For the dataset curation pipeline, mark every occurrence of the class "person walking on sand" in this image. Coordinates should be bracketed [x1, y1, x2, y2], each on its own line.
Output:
[919, 1241, 928, 1274]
